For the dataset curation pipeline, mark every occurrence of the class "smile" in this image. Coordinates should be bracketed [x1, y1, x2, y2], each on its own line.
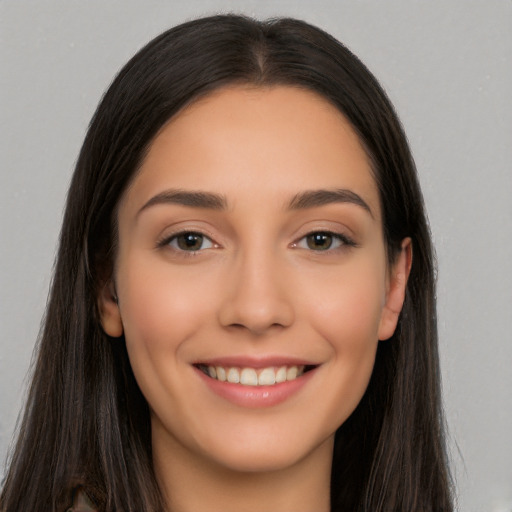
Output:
[197, 364, 311, 386]
[194, 361, 319, 408]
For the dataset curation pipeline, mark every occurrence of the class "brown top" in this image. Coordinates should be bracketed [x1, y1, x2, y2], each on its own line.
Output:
[66, 490, 97, 512]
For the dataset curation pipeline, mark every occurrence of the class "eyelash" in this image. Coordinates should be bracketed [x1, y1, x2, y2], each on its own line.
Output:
[156, 231, 216, 255]
[292, 231, 357, 252]
[157, 229, 356, 255]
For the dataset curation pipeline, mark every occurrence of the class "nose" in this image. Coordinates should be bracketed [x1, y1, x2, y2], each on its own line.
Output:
[217, 249, 295, 336]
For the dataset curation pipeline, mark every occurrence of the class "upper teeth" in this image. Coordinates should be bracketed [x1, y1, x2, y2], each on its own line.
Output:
[203, 365, 305, 386]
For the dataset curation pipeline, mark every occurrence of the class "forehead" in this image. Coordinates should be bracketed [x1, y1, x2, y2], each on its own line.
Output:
[122, 85, 380, 218]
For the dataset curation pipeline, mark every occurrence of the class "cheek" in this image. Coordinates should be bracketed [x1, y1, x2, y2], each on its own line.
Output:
[115, 255, 218, 382]
[119, 254, 214, 334]
[300, 260, 385, 424]
[305, 261, 386, 349]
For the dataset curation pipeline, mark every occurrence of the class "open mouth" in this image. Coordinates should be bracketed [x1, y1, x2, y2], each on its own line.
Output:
[195, 364, 317, 387]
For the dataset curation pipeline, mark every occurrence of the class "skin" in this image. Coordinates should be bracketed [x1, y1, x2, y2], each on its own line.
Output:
[99, 85, 411, 512]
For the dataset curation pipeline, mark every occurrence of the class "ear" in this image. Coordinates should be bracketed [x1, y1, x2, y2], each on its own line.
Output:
[378, 238, 412, 341]
[98, 280, 124, 337]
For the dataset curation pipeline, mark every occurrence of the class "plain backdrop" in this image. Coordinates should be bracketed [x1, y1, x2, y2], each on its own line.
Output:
[1, 1, 511, 511]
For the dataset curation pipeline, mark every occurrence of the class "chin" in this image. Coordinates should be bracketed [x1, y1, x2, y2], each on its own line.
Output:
[216, 451, 302, 474]
[198, 430, 334, 475]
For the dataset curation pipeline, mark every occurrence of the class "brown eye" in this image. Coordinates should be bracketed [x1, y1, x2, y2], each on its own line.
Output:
[169, 232, 213, 251]
[294, 231, 356, 252]
[305, 232, 334, 251]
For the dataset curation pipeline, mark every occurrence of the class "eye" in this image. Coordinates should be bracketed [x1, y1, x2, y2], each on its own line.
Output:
[166, 232, 214, 252]
[295, 231, 355, 251]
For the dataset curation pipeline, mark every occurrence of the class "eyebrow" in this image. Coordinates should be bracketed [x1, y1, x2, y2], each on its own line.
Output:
[288, 189, 373, 217]
[137, 187, 372, 218]
[137, 189, 227, 217]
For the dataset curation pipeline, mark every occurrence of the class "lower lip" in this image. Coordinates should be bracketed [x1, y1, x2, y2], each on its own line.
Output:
[194, 367, 316, 408]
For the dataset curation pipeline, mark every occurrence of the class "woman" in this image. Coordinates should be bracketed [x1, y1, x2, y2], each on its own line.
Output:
[0, 14, 453, 512]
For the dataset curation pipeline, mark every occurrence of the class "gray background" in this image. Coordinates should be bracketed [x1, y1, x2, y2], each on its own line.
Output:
[1, 1, 511, 510]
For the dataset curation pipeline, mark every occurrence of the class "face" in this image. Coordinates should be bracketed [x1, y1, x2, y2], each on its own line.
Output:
[100, 86, 410, 475]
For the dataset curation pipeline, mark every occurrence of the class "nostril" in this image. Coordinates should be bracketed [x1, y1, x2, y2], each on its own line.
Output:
[224, 321, 288, 337]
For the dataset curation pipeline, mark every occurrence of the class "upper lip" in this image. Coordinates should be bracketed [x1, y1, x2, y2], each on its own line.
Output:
[193, 355, 319, 369]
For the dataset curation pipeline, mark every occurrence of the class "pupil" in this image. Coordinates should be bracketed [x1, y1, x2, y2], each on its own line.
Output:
[178, 233, 203, 251]
[307, 233, 332, 250]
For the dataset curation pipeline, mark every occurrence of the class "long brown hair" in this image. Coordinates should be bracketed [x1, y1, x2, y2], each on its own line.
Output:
[1, 14, 453, 511]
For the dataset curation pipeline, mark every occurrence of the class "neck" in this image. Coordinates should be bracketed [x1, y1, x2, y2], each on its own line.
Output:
[152, 427, 333, 512]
